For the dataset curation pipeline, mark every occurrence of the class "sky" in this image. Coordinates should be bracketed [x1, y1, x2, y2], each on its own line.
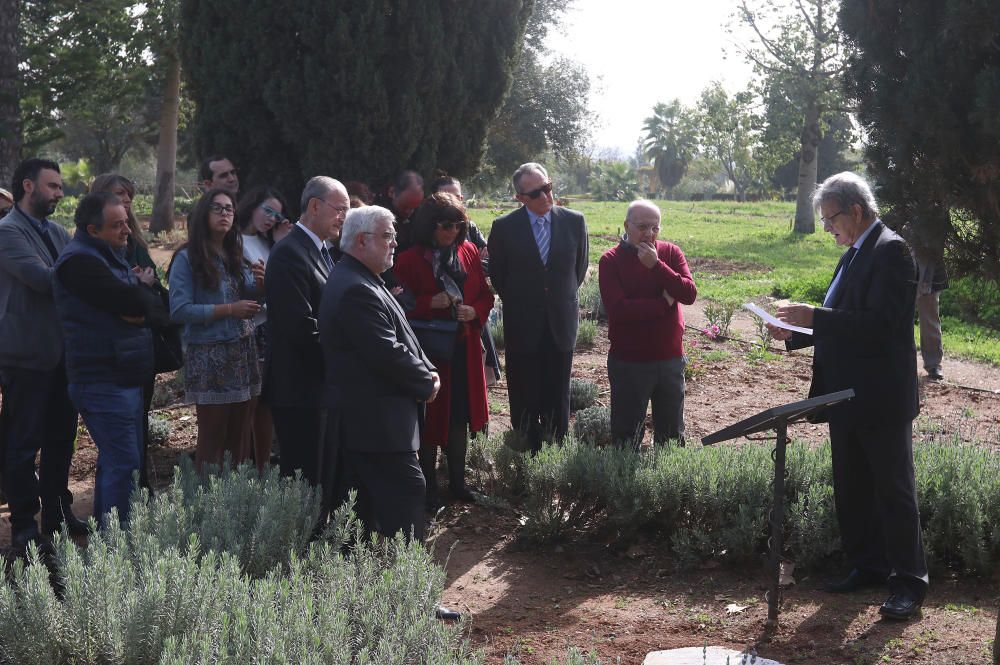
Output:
[550, 0, 755, 157]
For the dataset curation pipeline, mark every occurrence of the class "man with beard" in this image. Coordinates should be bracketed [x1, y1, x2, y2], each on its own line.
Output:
[263, 177, 349, 499]
[0, 158, 88, 553]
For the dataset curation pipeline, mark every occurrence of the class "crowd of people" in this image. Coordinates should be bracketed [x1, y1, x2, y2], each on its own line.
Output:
[0, 155, 930, 621]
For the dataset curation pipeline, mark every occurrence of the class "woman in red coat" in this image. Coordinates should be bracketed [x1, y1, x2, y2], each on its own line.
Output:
[394, 192, 494, 512]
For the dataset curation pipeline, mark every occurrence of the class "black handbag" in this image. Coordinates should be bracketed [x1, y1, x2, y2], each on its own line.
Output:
[409, 318, 459, 361]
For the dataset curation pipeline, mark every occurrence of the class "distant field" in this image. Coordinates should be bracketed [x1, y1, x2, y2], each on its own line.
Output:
[470, 199, 1000, 365]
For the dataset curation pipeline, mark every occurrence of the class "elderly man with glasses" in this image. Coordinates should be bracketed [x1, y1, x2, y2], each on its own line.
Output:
[487, 162, 588, 452]
[598, 200, 697, 448]
[769, 171, 927, 621]
[263, 176, 348, 509]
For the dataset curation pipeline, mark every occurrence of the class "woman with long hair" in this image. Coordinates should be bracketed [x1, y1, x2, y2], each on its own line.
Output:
[89, 173, 163, 489]
[235, 186, 289, 470]
[393, 192, 493, 512]
[168, 188, 264, 470]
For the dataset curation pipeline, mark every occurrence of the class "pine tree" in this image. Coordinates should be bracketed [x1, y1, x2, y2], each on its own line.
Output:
[840, 0, 1000, 280]
[180, 0, 532, 212]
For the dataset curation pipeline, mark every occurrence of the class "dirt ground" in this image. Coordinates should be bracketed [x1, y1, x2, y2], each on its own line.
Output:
[4, 239, 998, 663]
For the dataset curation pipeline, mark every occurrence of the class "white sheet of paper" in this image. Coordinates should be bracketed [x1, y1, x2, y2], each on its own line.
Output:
[744, 302, 813, 335]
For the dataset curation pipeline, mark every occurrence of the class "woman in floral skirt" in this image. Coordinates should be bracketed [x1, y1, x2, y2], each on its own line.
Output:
[168, 188, 265, 470]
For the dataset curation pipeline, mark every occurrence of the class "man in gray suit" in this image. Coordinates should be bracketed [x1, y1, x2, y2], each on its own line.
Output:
[0, 158, 86, 553]
[488, 163, 588, 452]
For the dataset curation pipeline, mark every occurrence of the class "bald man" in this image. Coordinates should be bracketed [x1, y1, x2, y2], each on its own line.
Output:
[598, 200, 697, 447]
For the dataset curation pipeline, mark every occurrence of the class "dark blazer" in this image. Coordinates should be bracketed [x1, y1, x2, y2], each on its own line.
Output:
[262, 225, 330, 407]
[0, 207, 72, 371]
[788, 220, 919, 425]
[487, 205, 588, 353]
[319, 254, 437, 453]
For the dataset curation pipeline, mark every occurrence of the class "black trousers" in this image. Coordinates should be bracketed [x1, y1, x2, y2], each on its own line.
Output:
[829, 417, 929, 599]
[505, 321, 573, 452]
[341, 449, 426, 542]
[272, 406, 329, 488]
[0, 365, 78, 535]
[139, 376, 154, 490]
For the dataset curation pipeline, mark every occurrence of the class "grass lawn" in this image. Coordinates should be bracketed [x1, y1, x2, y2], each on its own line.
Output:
[470, 199, 1000, 365]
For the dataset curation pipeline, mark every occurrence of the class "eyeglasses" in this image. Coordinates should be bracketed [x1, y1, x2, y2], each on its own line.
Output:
[260, 204, 285, 224]
[208, 202, 236, 216]
[317, 198, 349, 216]
[362, 230, 398, 242]
[520, 181, 553, 200]
[820, 210, 848, 225]
[629, 223, 660, 234]
[436, 220, 467, 231]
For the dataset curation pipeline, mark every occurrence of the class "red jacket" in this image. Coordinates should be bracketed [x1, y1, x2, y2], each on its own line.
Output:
[598, 239, 697, 362]
[394, 241, 494, 446]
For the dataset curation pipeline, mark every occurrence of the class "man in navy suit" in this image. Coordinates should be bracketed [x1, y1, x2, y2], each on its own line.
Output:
[263, 176, 348, 492]
[488, 163, 588, 452]
[770, 172, 927, 621]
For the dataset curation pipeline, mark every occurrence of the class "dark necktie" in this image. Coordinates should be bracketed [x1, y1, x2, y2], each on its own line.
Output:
[824, 246, 858, 306]
[36, 223, 59, 262]
[320, 245, 334, 271]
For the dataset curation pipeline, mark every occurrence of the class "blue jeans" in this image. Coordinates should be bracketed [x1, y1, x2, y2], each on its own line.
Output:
[68, 382, 143, 527]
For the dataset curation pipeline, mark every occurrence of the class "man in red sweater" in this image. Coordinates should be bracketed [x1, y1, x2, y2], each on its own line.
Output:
[598, 200, 697, 447]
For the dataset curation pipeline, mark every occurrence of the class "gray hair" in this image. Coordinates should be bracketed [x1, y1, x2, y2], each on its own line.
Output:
[812, 171, 879, 221]
[512, 162, 549, 194]
[625, 199, 661, 224]
[300, 176, 342, 212]
[340, 205, 394, 254]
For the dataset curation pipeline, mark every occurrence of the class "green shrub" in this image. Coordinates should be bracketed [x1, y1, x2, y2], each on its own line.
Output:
[148, 415, 171, 445]
[476, 433, 1000, 576]
[702, 299, 739, 338]
[940, 274, 1000, 330]
[569, 378, 599, 412]
[576, 319, 597, 349]
[489, 316, 505, 351]
[572, 406, 612, 446]
[0, 463, 480, 664]
[578, 278, 605, 320]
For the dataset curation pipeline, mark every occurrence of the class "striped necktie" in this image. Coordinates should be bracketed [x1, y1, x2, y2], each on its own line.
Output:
[535, 215, 550, 264]
[320, 245, 334, 271]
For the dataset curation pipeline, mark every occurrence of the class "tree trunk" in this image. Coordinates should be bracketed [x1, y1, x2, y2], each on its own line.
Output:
[0, 0, 21, 186]
[150, 53, 180, 235]
[994, 608, 999, 665]
[793, 101, 822, 233]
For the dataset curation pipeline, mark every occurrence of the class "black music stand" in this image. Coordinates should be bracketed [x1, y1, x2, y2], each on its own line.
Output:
[701, 389, 854, 626]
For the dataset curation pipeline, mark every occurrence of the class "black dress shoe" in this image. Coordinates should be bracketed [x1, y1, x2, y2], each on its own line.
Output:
[879, 592, 922, 620]
[435, 605, 461, 621]
[450, 485, 477, 503]
[10, 529, 54, 558]
[824, 569, 885, 593]
[42, 499, 90, 537]
[926, 367, 944, 381]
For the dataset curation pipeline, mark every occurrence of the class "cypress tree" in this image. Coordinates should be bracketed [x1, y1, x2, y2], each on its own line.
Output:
[840, 0, 1000, 280]
[180, 0, 532, 211]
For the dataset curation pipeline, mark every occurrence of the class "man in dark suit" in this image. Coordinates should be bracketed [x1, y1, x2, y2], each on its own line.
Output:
[319, 205, 440, 542]
[770, 171, 927, 621]
[0, 158, 88, 553]
[488, 162, 588, 452]
[263, 176, 348, 492]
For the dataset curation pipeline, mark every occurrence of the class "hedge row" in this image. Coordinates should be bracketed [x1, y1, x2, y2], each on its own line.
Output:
[0, 461, 479, 665]
[468, 433, 1000, 575]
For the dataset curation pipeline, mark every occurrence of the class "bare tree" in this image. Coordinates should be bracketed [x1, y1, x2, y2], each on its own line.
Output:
[735, 0, 850, 233]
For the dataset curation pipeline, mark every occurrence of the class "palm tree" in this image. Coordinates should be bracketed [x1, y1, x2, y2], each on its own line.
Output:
[642, 100, 698, 198]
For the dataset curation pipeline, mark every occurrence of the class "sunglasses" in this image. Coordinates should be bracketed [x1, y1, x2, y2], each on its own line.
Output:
[208, 202, 235, 216]
[436, 220, 467, 231]
[521, 181, 552, 199]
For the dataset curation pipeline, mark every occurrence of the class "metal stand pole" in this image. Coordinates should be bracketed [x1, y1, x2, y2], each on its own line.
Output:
[765, 417, 788, 627]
